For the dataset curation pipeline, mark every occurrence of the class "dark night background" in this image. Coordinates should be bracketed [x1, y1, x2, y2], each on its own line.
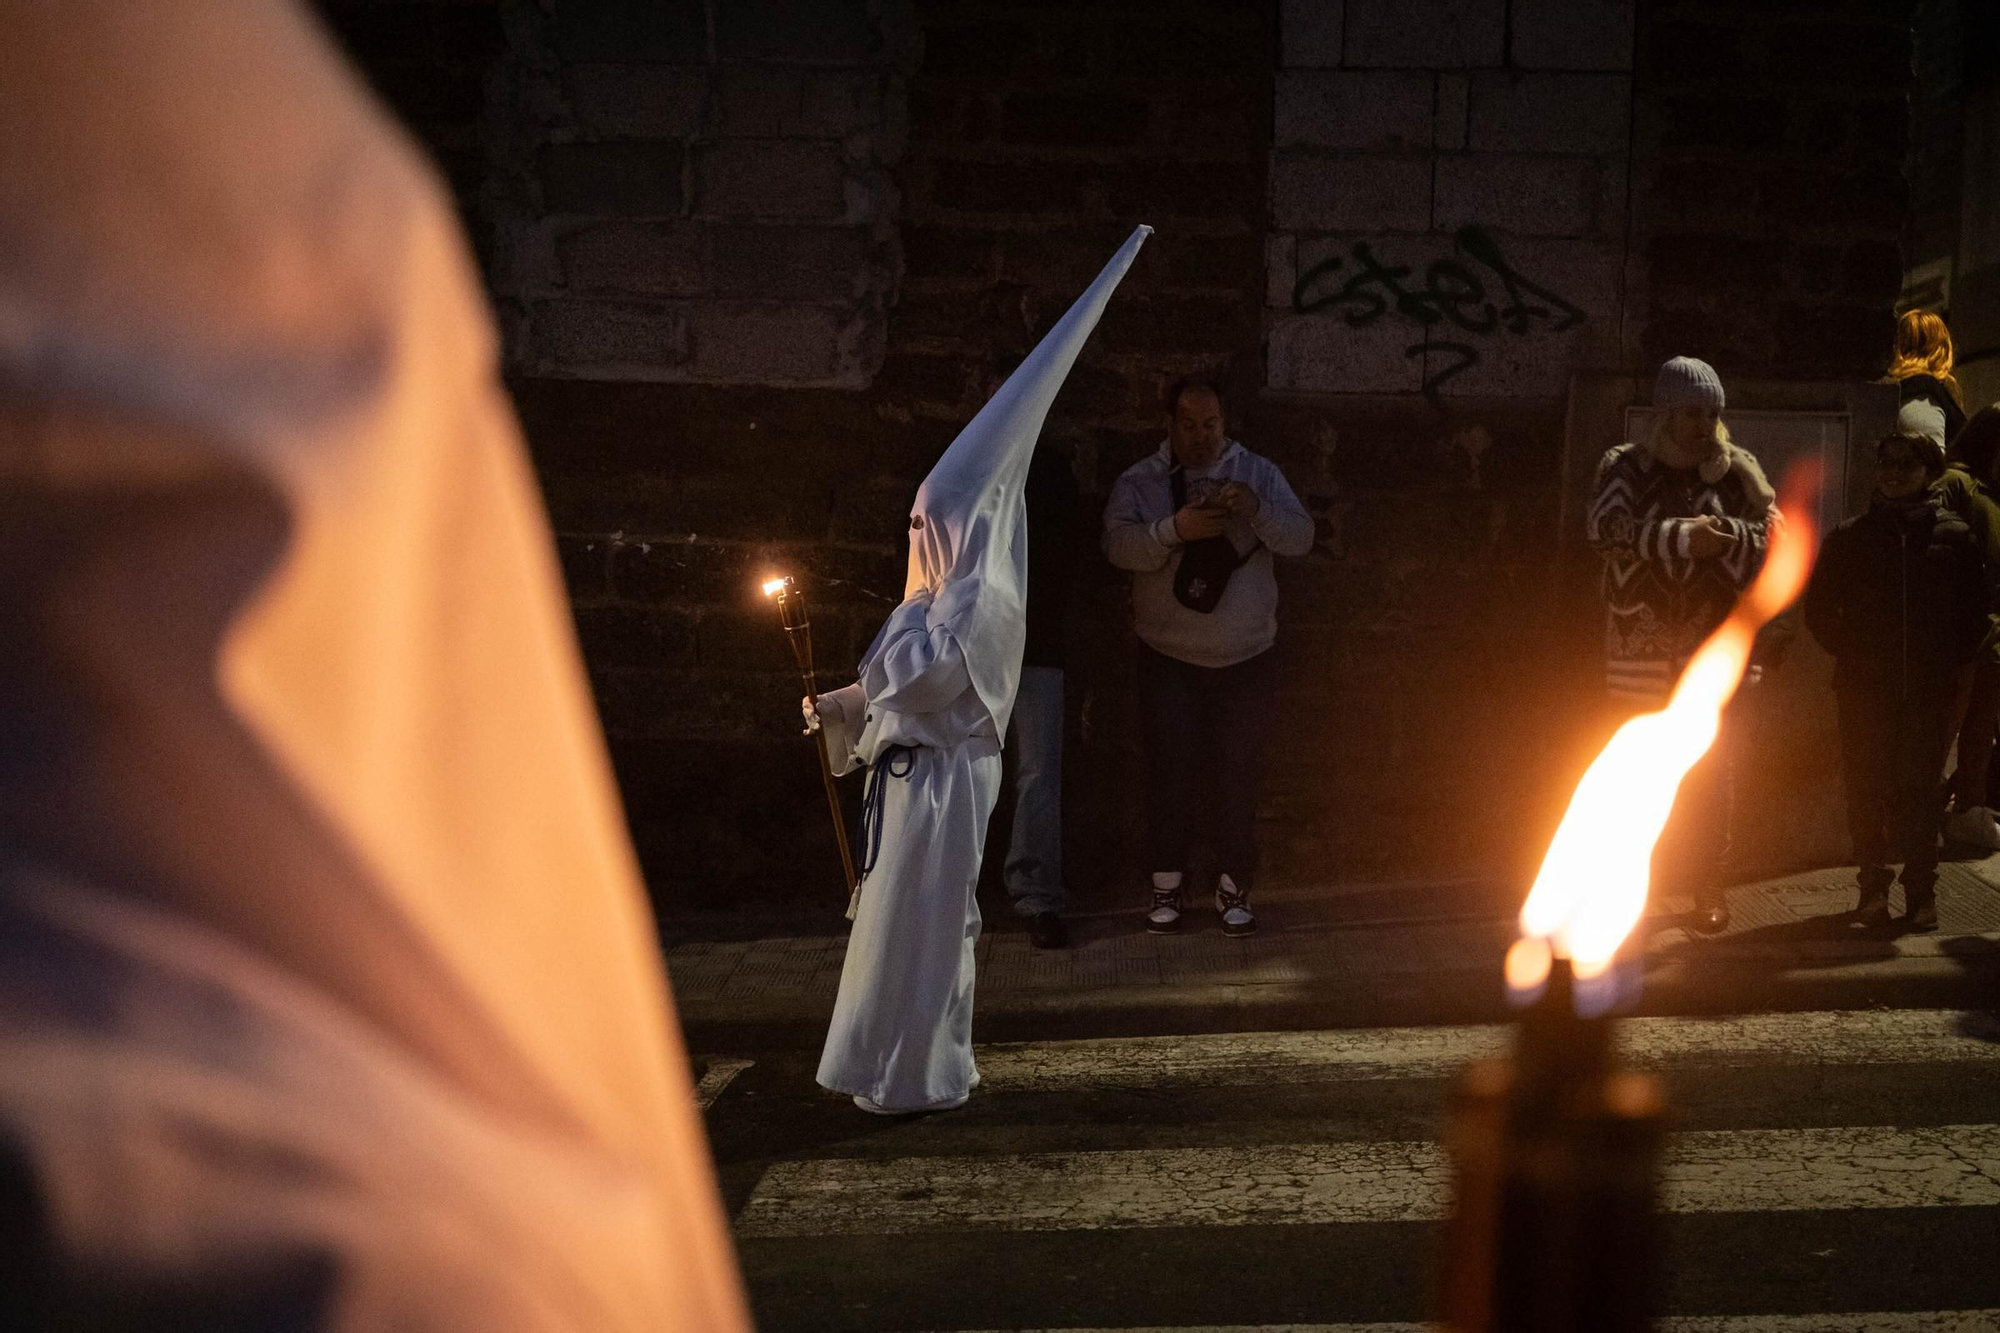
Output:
[310, 0, 1999, 918]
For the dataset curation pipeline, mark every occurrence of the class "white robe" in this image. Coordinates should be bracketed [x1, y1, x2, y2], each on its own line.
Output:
[805, 227, 1149, 1112]
[814, 599, 1000, 1109]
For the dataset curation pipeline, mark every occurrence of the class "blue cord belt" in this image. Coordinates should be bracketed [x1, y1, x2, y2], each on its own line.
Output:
[859, 744, 916, 879]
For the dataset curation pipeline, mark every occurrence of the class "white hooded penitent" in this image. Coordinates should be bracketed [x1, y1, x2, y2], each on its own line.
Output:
[882, 223, 1154, 738]
[813, 225, 1150, 1113]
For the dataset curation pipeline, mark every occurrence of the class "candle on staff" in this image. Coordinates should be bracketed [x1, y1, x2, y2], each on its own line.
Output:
[764, 575, 807, 636]
[1439, 466, 1820, 1332]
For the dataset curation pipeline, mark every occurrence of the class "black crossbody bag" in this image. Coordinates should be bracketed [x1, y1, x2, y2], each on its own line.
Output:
[1169, 466, 1261, 614]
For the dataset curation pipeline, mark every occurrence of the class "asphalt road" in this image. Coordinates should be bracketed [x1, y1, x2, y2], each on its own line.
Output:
[698, 1007, 2000, 1332]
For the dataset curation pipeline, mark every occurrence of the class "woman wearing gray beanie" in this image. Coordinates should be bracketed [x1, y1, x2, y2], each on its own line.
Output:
[1586, 356, 1780, 933]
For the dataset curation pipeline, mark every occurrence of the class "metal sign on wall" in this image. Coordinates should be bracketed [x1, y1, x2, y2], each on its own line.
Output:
[1560, 375, 1898, 549]
[1621, 407, 1852, 540]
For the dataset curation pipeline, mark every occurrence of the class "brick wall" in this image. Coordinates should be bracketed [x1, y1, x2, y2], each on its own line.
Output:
[318, 0, 1920, 913]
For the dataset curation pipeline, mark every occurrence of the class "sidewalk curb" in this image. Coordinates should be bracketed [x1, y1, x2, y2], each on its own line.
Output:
[671, 865, 2000, 1052]
[678, 949, 2000, 1052]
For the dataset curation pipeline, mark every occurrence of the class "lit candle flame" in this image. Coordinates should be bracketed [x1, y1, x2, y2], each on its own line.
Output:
[1515, 463, 1821, 994]
[761, 577, 789, 597]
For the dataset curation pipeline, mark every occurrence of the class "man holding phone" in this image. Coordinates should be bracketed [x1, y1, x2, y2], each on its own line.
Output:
[1103, 377, 1315, 936]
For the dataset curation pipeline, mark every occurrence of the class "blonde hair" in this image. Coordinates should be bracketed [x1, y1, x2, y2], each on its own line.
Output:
[1887, 309, 1965, 407]
[1645, 415, 1775, 506]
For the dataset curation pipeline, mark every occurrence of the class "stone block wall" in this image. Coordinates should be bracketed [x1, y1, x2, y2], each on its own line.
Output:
[483, 0, 917, 386]
[1267, 0, 1634, 400]
[1247, 0, 1639, 884]
[1243, 0, 1915, 886]
[893, 0, 1277, 901]
[522, 0, 1279, 905]
[1633, 0, 1912, 377]
[316, 0, 1921, 913]
[313, 0, 504, 239]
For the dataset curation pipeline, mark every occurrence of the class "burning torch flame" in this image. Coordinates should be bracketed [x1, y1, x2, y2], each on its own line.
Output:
[1512, 463, 1821, 993]
[762, 577, 788, 597]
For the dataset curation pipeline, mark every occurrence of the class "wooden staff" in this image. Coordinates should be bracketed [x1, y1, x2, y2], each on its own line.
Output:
[764, 576, 859, 900]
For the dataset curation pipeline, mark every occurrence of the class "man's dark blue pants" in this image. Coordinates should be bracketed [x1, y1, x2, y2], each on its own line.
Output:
[1136, 643, 1278, 891]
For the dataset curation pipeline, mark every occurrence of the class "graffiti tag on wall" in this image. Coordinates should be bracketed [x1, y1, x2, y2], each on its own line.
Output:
[1291, 226, 1587, 396]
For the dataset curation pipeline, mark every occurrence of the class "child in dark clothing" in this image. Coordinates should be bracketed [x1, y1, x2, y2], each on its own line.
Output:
[1804, 432, 1989, 931]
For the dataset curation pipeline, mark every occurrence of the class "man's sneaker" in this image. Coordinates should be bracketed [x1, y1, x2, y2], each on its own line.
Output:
[1945, 805, 2000, 851]
[1216, 873, 1256, 937]
[1146, 872, 1184, 934]
[1028, 911, 1068, 949]
[1903, 891, 1940, 933]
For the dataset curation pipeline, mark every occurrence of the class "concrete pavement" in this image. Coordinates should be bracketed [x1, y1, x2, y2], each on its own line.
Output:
[700, 1007, 2000, 1331]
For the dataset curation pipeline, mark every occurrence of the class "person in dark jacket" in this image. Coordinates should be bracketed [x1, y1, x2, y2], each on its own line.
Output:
[979, 356, 1084, 950]
[1933, 405, 2000, 847]
[1004, 441, 1082, 948]
[1803, 432, 1988, 932]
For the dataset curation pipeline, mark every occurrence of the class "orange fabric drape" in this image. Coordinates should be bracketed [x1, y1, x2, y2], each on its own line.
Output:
[0, 2, 748, 1326]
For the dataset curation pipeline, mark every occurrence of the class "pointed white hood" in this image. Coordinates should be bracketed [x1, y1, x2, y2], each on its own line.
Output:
[867, 224, 1150, 736]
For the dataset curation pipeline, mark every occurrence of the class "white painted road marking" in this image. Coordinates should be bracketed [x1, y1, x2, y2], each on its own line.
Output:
[1657, 1317, 2000, 1333]
[944, 1315, 2000, 1333]
[735, 1122, 2000, 1237]
[972, 1009, 2000, 1092]
[693, 1058, 753, 1109]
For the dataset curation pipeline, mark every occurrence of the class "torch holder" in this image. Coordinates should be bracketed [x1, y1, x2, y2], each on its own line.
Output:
[774, 582, 814, 668]
[1438, 958, 1666, 1333]
[767, 579, 859, 901]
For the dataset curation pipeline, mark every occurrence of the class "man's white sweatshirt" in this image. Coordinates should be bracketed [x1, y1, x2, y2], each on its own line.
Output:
[1102, 440, 1315, 668]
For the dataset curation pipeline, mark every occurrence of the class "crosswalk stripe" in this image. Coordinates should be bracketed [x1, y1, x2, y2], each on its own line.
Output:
[973, 1010, 2000, 1093]
[1654, 1318, 2000, 1332]
[945, 1316, 2000, 1333]
[694, 1058, 753, 1110]
[735, 1122, 2000, 1237]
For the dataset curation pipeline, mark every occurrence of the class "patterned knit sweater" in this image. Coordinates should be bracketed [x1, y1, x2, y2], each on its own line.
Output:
[1587, 442, 1775, 703]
